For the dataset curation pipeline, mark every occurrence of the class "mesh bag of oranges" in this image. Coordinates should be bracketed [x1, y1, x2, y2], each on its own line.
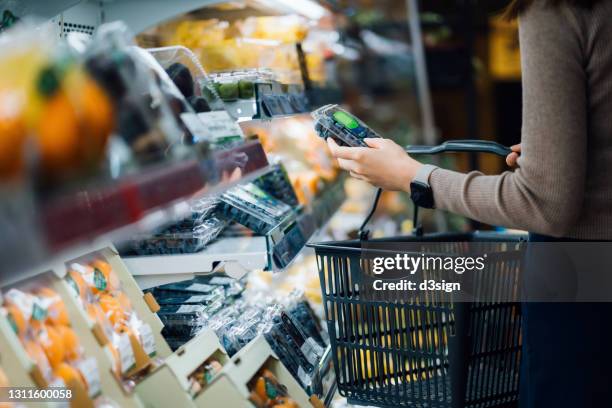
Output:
[66, 258, 157, 379]
[2, 286, 103, 399]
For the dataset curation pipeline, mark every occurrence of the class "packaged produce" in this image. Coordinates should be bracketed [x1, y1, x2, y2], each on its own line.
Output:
[0, 21, 115, 183]
[254, 163, 299, 207]
[130, 215, 227, 255]
[2, 286, 103, 399]
[155, 293, 223, 306]
[312, 104, 382, 148]
[218, 183, 294, 235]
[83, 22, 191, 171]
[248, 368, 299, 408]
[66, 257, 158, 380]
[187, 357, 223, 396]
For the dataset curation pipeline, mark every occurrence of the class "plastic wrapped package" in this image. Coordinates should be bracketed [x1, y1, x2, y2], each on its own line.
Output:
[83, 22, 193, 173]
[284, 290, 328, 347]
[154, 292, 223, 306]
[1, 285, 106, 400]
[130, 215, 227, 255]
[254, 163, 299, 207]
[191, 196, 220, 221]
[65, 258, 159, 380]
[248, 368, 299, 408]
[147, 46, 225, 112]
[187, 357, 223, 397]
[0, 21, 115, 184]
[147, 46, 248, 145]
[152, 282, 224, 299]
[218, 183, 294, 235]
[157, 304, 209, 338]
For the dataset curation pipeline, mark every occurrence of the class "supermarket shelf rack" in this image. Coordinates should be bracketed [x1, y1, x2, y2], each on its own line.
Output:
[123, 176, 346, 288]
[0, 140, 270, 289]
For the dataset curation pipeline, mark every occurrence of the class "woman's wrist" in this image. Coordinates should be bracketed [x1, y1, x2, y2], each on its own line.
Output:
[402, 156, 423, 193]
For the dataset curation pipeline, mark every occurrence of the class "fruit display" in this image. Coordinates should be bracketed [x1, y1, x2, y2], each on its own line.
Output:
[66, 258, 157, 380]
[2, 286, 104, 400]
[248, 368, 299, 408]
[0, 22, 114, 183]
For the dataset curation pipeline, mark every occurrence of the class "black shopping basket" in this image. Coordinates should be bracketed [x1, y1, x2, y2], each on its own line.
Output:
[309, 140, 525, 408]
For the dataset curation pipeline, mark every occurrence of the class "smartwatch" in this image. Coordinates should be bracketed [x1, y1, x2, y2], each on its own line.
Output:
[410, 164, 438, 209]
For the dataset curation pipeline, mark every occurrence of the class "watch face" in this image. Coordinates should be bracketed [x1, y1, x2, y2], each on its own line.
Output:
[410, 181, 435, 209]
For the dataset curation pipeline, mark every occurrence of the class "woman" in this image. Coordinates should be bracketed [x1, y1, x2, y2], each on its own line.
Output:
[326, 0, 612, 406]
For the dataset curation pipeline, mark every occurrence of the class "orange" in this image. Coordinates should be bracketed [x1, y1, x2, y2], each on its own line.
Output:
[116, 291, 132, 313]
[254, 376, 267, 401]
[39, 324, 65, 368]
[36, 90, 80, 175]
[78, 78, 114, 166]
[54, 362, 84, 388]
[0, 91, 26, 180]
[24, 340, 53, 381]
[36, 287, 70, 326]
[5, 304, 27, 336]
[90, 259, 120, 292]
[57, 325, 81, 361]
[98, 293, 124, 327]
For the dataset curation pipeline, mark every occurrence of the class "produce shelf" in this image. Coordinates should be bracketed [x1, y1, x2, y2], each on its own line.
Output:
[120, 176, 346, 287]
[0, 140, 269, 287]
[124, 236, 269, 289]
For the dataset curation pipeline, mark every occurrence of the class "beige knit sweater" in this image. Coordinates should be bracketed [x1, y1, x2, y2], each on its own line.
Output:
[429, 1, 612, 239]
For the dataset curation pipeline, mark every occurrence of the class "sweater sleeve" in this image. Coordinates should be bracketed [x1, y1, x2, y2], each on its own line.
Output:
[429, 4, 588, 237]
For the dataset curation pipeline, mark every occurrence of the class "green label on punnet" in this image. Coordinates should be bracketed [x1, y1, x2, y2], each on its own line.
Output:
[265, 379, 278, 399]
[333, 110, 359, 129]
[93, 268, 107, 291]
[32, 303, 47, 321]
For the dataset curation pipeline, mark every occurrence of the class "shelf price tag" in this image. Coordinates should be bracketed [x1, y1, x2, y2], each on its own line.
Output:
[181, 112, 212, 142]
[197, 111, 245, 141]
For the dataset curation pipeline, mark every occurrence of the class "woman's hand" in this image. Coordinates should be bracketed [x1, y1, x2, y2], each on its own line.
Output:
[506, 144, 521, 168]
[327, 137, 423, 192]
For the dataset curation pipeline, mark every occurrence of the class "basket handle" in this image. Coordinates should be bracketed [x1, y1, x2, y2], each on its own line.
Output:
[358, 140, 512, 240]
[406, 140, 512, 157]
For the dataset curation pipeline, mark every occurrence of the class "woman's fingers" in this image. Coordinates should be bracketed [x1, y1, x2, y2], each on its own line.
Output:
[506, 144, 521, 167]
[327, 138, 368, 160]
[506, 152, 519, 167]
[337, 158, 362, 174]
[364, 138, 385, 148]
[349, 171, 368, 181]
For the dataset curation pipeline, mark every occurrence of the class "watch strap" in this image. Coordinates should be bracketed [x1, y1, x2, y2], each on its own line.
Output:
[412, 164, 438, 186]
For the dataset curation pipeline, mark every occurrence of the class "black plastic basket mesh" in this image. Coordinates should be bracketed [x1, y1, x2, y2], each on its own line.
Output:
[311, 233, 522, 408]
